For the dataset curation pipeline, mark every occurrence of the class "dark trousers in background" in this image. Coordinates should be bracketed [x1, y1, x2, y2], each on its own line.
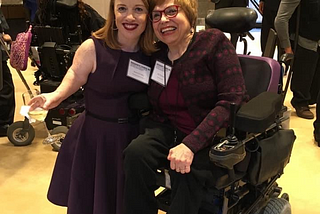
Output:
[0, 61, 15, 126]
[123, 118, 224, 214]
[290, 45, 320, 107]
[315, 92, 320, 131]
[260, 5, 279, 54]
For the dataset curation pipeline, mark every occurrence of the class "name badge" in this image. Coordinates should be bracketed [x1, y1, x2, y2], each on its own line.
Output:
[151, 60, 172, 86]
[127, 59, 151, 85]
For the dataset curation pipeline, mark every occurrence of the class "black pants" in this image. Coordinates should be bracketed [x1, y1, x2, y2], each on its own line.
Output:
[260, 6, 278, 55]
[123, 118, 225, 214]
[291, 45, 320, 107]
[0, 60, 15, 126]
[314, 92, 320, 131]
[215, 0, 248, 9]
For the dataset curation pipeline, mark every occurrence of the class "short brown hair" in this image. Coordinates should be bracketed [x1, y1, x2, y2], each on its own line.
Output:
[150, 0, 198, 28]
[93, 0, 156, 55]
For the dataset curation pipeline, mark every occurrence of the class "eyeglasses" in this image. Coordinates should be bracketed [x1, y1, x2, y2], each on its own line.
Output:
[150, 5, 180, 23]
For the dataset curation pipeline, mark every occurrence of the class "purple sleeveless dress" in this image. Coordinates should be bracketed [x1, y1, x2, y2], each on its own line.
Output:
[47, 37, 149, 214]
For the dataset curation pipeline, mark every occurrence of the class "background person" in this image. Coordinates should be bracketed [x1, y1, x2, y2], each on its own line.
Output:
[274, 0, 320, 119]
[123, 0, 248, 213]
[0, 8, 14, 137]
[28, 0, 155, 213]
[258, 0, 281, 56]
[0, 33, 14, 137]
[23, 0, 38, 22]
[315, 92, 320, 145]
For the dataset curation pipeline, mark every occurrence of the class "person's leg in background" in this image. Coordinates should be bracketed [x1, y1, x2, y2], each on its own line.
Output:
[290, 44, 319, 119]
[313, 47, 320, 145]
[314, 91, 320, 145]
[309, 47, 320, 105]
[0, 60, 15, 136]
[259, 0, 281, 56]
[23, 0, 38, 22]
[260, 6, 274, 54]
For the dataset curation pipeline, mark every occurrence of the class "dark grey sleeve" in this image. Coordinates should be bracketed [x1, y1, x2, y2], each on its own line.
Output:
[274, 0, 300, 49]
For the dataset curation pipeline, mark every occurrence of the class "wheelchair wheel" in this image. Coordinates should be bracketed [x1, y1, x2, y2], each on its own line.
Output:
[7, 121, 35, 146]
[261, 198, 291, 214]
[50, 126, 68, 152]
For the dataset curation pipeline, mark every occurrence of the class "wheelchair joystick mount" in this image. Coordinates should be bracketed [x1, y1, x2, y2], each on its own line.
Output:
[209, 136, 246, 171]
[209, 103, 246, 180]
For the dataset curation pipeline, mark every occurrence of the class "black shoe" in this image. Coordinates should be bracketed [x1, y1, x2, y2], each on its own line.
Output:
[0, 124, 9, 137]
[294, 106, 314, 119]
[314, 130, 320, 147]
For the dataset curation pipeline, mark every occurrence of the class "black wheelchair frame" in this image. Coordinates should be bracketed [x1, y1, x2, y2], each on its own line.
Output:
[31, 25, 84, 151]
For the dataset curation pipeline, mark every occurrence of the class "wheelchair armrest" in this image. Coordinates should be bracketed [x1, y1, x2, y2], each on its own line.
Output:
[235, 92, 283, 133]
[205, 7, 257, 33]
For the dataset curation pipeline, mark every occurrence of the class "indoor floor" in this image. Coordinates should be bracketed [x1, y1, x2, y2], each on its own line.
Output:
[0, 30, 319, 214]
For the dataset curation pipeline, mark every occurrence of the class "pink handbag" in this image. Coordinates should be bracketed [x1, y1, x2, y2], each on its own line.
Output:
[10, 25, 33, 71]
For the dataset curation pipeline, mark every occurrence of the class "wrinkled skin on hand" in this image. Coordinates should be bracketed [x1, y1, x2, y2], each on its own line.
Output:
[167, 143, 194, 174]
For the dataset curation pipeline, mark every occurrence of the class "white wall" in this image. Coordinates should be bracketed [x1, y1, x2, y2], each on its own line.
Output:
[83, 0, 110, 19]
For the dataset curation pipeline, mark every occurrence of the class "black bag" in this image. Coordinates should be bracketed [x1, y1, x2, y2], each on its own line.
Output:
[246, 129, 296, 186]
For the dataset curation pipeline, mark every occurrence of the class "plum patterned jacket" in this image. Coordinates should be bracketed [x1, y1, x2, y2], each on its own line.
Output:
[148, 28, 249, 153]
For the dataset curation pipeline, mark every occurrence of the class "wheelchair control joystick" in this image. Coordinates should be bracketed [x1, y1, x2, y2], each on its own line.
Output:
[209, 103, 246, 180]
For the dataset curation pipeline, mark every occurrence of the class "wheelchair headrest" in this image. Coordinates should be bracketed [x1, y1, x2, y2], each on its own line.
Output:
[205, 7, 257, 33]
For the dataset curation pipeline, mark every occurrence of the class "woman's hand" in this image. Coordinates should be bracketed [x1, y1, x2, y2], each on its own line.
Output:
[167, 143, 194, 174]
[284, 47, 293, 54]
[28, 92, 62, 111]
[3, 34, 12, 43]
[259, 1, 264, 14]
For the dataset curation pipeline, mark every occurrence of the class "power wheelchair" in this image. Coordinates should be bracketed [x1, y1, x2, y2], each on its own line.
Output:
[32, 0, 86, 150]
[150, 7, 296, 214]
[6, 0, 85, 149]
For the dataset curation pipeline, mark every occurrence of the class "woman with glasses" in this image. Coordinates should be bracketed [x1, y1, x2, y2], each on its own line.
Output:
[28, 0, 155, 213]
[123, 0, 248, 213]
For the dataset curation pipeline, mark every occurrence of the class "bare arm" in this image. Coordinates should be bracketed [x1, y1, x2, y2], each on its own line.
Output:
[28, 39, 96, 110]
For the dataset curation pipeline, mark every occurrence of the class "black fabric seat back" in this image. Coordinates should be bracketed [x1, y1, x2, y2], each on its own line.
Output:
[238, 55, 281, 99]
